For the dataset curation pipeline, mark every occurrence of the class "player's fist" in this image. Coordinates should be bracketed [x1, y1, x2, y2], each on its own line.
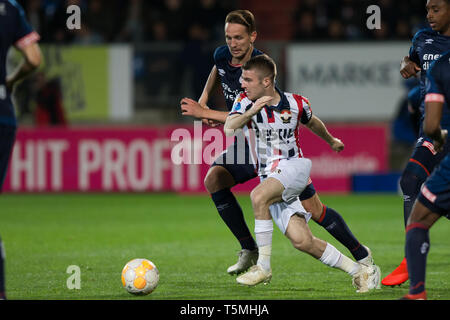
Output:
[180, 97, 205, 119]
[330, 138, 345, 153]
[202, 118, 220, 127]
[400, 56, 421, 79]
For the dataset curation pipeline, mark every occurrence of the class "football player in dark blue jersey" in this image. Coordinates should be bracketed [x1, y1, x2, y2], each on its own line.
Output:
[181, 10, 373, 275]
[0, 0, 42, 300]
[401, 50, 450, 300]
[382, 0, 450, 287]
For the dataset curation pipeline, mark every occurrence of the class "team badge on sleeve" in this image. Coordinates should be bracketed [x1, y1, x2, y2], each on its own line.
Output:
[280, 109, 292, 123]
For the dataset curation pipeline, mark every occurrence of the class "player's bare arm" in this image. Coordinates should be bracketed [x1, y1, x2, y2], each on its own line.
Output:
[6, 42, 41, 92]
[424, 101, 448, 152]
[305, 115, 344, 152]
[198, 65, 220, 108]
[224, 95, 272, 136]
[180, 97, 229, 123]
[400, 56, 421, 79]
[180, 65, 224, 126]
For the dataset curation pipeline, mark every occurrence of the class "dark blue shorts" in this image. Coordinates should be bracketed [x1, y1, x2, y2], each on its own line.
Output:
[212, 139, 317, 200]
[212, 138, 258, 184]
[418, 153, 450, 216]
[406, 136, 450, 178]
[0, 125, 17, 190]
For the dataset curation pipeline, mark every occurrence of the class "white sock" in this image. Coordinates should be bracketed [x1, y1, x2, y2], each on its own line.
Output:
[254, 219, 273, 272]
[319, 242, 360, 276]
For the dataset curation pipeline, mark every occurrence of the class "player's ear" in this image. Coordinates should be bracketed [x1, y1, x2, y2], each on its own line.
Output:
[250, 31, 257, 44]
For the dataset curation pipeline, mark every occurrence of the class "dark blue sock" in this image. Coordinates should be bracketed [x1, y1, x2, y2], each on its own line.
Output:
[405, 224, 429, 295]
[400, 171, 425, 227]
[317, 206, 368, 261]
[211, 189, 257, 251]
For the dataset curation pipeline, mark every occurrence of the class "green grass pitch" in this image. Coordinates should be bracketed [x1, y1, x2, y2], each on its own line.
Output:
[1, 193, 449, 300]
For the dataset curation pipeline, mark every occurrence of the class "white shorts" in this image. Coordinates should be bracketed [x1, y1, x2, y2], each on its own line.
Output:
[265, 158, 312, 234]
[270, 200, 311, 234]
[268, 158, 312, 203]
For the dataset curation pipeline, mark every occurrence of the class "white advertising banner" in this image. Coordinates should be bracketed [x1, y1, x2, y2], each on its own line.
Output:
[286, 42, 411, 121]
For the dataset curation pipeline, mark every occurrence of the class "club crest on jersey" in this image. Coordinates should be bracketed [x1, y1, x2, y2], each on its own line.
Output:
[280, 109, 292, 123]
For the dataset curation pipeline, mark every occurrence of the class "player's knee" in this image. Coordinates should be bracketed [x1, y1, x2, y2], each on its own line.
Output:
[204, 167, 233, 193]
[250, 188, 264, 209]
[250, 188, 271, 218]
[301, 195, 323, 219]
[400, 170, 422, 195]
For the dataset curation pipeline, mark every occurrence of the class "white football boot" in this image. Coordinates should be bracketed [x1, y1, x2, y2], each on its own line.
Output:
[352, 263, 381, 293]
[236, 265, 272, 286]
[357, 245, 374, 266]
[227, 249, 258, 275]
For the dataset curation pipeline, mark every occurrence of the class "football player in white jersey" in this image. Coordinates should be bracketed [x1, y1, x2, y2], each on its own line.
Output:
[181, 10, 376, 278]
[224, 54, 381, 292]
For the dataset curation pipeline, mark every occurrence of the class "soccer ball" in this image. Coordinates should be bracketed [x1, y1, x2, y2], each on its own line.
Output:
[121, 258, 159, 295]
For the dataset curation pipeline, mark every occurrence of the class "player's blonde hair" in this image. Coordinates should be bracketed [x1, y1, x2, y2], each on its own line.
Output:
[225, 10, 256, 34]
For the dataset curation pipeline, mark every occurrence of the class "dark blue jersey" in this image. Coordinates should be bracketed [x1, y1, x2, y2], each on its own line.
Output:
[409, 28, 450, 131]
[426, 50, 450, 112]
[0, 0, 39, 127]
[418, 50, 450, 215]
[213, 45, 264, 111]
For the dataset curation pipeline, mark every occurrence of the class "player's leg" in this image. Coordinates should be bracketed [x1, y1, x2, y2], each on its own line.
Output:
[0, 125, 16, 300]
[244, 158, 313, 278]
[284, 213, 381, 293]
[301, 186, 371, 263]
[206, 142, 258, 274]
[402, 158, 449, 300]
[383, 141, 448, 286]
[249, 177, 284, 270]
[236, 158, 312, 286]
[401, 202, 439, 300]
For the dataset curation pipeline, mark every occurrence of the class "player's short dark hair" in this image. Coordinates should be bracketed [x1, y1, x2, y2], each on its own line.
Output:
[242, 54, 277, 84]
[225, 10, 256, 34]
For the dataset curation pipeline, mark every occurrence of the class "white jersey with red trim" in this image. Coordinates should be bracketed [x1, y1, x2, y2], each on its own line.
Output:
[229, 87, 313, 177]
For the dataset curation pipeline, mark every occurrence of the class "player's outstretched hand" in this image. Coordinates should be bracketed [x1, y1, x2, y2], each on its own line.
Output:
[400, 56, 421, 79]
[330, 137, 345, 153]
[180, 97, 205, 119]
[433, 129, 448, 153]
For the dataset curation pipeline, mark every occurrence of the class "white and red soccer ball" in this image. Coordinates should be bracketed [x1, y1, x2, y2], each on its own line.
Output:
[121, 258, 159, 295]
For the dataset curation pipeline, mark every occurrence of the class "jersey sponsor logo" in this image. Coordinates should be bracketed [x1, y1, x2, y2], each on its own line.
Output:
[280, 109, 292, 123]
[423, 53, 441, 60]
[425, 39, 434, 45]
[422, 54, 442, 70]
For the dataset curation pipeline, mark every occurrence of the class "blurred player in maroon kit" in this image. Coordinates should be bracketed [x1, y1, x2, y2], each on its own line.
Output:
[0, 0, 42, 299]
